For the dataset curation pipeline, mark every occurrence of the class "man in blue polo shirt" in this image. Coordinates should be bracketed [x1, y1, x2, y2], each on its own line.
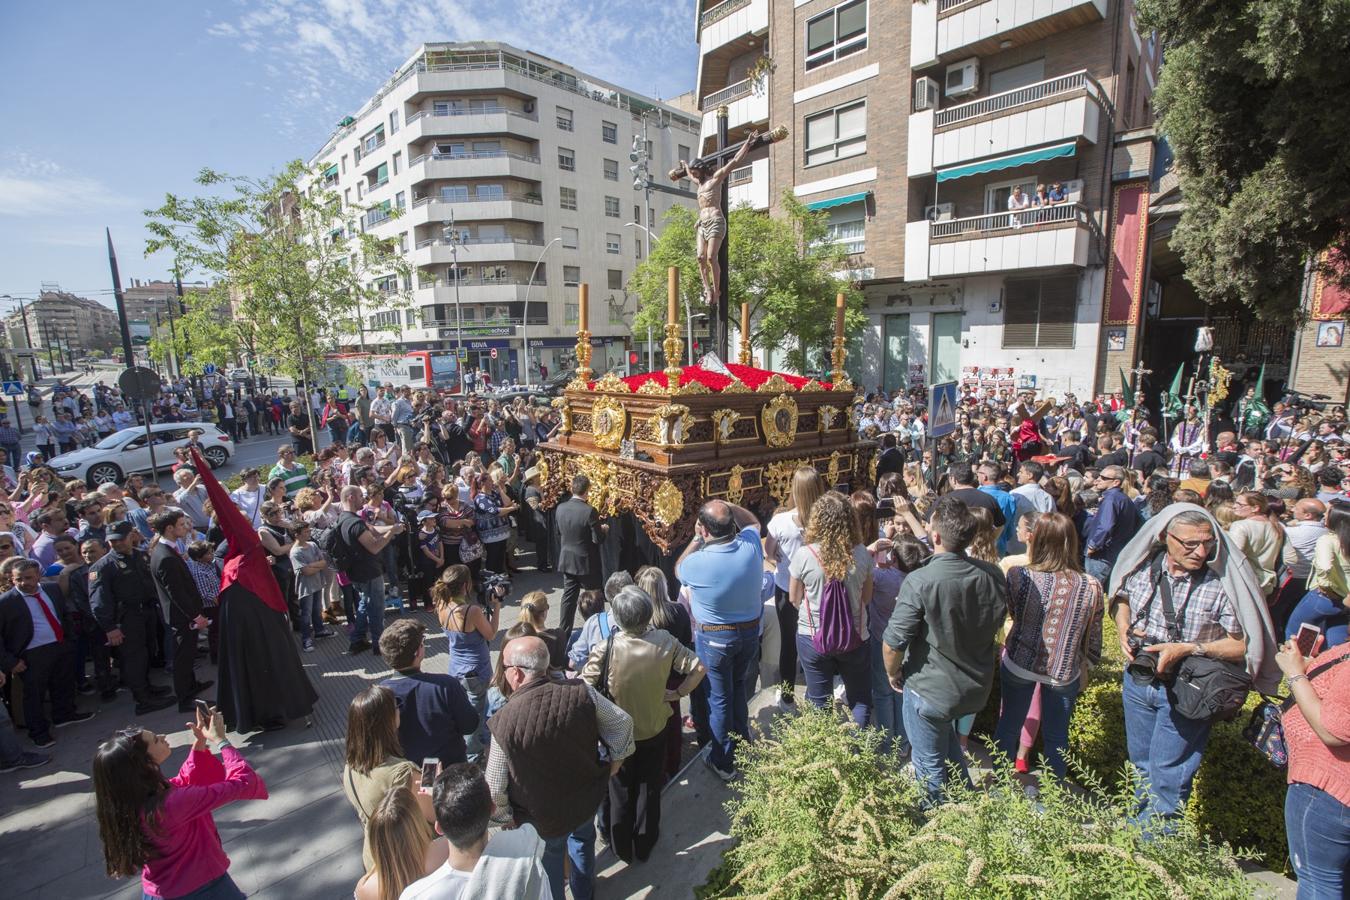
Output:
[676, 499, 762, 781]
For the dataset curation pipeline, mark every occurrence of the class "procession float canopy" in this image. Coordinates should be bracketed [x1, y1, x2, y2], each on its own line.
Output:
[538, 270, 876, 553]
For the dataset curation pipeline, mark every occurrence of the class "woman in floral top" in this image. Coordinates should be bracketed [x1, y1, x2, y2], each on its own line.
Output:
[994, 512, 1103, 778]
[470, 470, 517, 576]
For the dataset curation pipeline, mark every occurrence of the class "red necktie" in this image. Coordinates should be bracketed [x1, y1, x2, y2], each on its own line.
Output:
[29, 591, 64, 643]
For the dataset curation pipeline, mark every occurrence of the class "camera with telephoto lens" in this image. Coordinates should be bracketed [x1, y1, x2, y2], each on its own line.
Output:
[478, 571, 511, 607]
[1126, 637, 1164, 684]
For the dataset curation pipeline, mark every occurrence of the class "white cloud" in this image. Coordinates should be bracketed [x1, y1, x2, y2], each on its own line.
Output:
[0, 154, 133, 218]
[205, 0, 698, 142]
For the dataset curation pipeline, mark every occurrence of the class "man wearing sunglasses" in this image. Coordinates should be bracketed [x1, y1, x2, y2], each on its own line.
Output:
[1111, 509, 1251, 827]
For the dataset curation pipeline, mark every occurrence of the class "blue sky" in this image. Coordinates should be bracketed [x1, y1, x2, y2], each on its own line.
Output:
[0, 0, 698, 307]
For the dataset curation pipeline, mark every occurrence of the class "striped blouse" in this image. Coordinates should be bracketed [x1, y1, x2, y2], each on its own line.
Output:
[1003, 567, 1104, 687]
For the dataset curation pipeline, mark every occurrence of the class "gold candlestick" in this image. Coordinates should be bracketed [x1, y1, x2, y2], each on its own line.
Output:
[574, 283, 593, 384]
[830, 292, 847, 383]
[738, 302, 752, 366]
[663, 267, 684, 390]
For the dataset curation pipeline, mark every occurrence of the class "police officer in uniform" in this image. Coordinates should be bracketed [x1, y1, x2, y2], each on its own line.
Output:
[89, 522, 174, 715]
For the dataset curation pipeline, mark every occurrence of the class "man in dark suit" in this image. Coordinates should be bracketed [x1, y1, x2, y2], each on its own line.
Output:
[0, 560, 95, 747]
[148, 510, 212, 711]
[554, 474, 606, 640]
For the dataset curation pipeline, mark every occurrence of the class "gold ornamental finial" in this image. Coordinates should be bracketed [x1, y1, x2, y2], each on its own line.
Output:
[574, 283, 593, 384]
[738, 302, 752, 366]
[663, 267, 684, 391]
[830, 292, 847, 384]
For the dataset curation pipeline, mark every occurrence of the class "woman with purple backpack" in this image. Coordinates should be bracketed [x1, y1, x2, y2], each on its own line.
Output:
[789, 491, 875, 725]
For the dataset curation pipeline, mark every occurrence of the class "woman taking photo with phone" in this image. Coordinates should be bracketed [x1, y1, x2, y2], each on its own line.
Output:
[93, 706, 267, 900]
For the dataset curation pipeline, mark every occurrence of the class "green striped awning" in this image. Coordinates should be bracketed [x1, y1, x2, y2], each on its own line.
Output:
[806, 191, 870, 211]
[935, 142, 1077, 182]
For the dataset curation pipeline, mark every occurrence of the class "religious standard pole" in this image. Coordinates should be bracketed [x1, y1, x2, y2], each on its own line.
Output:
[107, 229, 159, 481]
[715, 107, 731, 360]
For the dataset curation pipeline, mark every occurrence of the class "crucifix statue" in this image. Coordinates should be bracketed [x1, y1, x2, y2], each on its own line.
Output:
[670, 115, 788, 358]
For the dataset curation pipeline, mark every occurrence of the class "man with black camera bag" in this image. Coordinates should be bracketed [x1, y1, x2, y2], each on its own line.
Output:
[1109, 505, 1280, 826]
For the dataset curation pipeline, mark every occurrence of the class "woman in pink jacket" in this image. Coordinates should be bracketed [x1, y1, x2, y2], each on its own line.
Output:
[94, 706, 268, 899]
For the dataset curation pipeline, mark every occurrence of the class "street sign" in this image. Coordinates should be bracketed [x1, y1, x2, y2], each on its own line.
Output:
[1, 381, 23, 396]
[203, 363, 217, 375]
[118, 366, 162, 401]
[928, 381, 958, 438]
[458, 348, 468, 361]
[11, 350, 36, 358]
[489, 348, 498, 359]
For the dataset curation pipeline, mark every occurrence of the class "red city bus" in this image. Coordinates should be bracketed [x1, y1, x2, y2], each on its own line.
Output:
[324, 351, 461, 391]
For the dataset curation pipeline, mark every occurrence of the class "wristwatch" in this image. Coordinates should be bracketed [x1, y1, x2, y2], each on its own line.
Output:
[1192, 642, 1207, 658]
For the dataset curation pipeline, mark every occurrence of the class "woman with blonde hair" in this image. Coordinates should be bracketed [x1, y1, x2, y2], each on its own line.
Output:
[764, 465, 824, 710]
[354, 784, 447, 900]
[995, 513, 1103, 778]
[789, 491, 874, 725]
[636, 565, 695, 777]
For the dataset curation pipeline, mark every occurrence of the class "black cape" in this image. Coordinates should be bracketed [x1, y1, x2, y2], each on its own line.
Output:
[216, 584, 318, 732]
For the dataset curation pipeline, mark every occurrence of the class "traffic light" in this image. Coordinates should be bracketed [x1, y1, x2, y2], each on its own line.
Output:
[628, 351, 639, 367]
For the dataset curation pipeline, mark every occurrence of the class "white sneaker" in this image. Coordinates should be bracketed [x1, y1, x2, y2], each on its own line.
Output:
[776, 695, 798, 715]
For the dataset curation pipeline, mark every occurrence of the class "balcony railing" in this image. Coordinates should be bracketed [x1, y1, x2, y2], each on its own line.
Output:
[930, 202, 1095, 240]
[938, 0, 980, 13]
[699, 0, 753, 30]
[416, 276, 547, 289]
[422, 315, 547, 328]
[414, 236, 545, 250]
[409, 149, 541, 166]
[935, 70, 1101, 128]
[701, 78, 755, 111]
[406, 106, 537, 124]
[411, 192, 543, 208]
[363, 209, 393, 228]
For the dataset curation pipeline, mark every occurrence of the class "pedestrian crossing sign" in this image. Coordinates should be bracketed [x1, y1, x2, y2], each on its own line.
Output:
[1, 381, 23, 396]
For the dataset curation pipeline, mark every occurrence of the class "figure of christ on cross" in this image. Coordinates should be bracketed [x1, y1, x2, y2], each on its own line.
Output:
[672, 131, 759, 313]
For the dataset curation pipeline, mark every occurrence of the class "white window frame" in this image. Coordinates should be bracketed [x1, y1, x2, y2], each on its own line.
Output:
[560, 186, 578, 210]
[562, 227, 579, 249]
[607, 269, 623, 290]
[984, 174, 1038, 215]
[602, 121, 618, 144]
[362, 125, 386, 154]
[805, 0, 868, 72]
[440, 185, 470, 202]
[389, 110, 399, 134]
[605, 233, 621, 254]
[804, 100, 867, 167]
[604, 196, 620, 218]
[391, 151, 400, 175]
[556, 106, 574, 131]
[563, 265, 581, 286]
[476, 183, 505, 201]
[822, 204, 866, 255]
[603, 159, 619, 181]
[558, 147, 576, 171]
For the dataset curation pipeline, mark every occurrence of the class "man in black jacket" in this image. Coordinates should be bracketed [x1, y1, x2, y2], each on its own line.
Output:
[378, 619, 480, 765]
[554, 475, 606, 641]
[89, 523, 175, 714]
[149, 511, 212, 711]
[0, 560, 95, 747]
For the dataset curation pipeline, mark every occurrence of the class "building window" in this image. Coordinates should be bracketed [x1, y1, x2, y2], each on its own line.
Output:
[440, 185, 469, 202]
[1123, 59, 1137, 126]
[564, 265, 581, 286]
[606, 233, 621, 254]
[607, 269, 623, 290]
[602, 121, 618, 144]
[372, 164, 389, 186]
[635, 238, 642, 259]
[558, 147, 575, 171]
[1002, 276, 1077, 349]
[560, 186, 578, 210]
[603, 159, 619, 181]
[398, 232, 408, 253]
[556, 106, 574, 131]
[604, 196, 620, 218]
[445, 265, 471, 282]
[395, 191, 406, 211]
[356, 182, 364, 200]
[322, 164, 339, 186]
[806, 0, 868, 71]
[362, 125, 386, 154]
[476, 183, 504, 200]
[565, 302, 579, 325]
[822, 204, 865, 254]
[562, 227, 579, 249]
[804, 100, 866, 167]
[374, 274, 398, 294]
[369, 310, 400, 328]
[389, 110, 399, 134]
[341, 154, 348, 174]
[391, 151, 400, 175]
[433, 100, 457, 116]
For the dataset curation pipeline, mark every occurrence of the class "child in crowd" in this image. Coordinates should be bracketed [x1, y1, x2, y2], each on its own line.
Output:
[288, 522, 333, 651]
[185, 541, 222, 664]
[412, 509, 444, 611]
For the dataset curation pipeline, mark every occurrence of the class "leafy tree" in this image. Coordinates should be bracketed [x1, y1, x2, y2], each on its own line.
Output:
[145, 161, 411, 437]
[1139, 0, 1350, 316]
[628, 193, 863, 373]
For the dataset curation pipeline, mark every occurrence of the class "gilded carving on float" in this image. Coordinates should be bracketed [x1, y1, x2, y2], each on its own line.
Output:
[725, 464, 746, 504]
[761, 393, 799, 448]
[592, 371, 632, 393]
[590, 396, 627, 450]
[711, 408, 742, 444]
[755, 373, 796, 394]
[636, 380, 669, 396]
[817, 405, 839, 433]
[722, 378, 751, 394]
[653, 479, 684, 525]
[650, 404, 693, 447]
[552, 397, 573, 435]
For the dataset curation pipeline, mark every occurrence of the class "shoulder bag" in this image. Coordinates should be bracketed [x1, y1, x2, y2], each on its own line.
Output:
[1244, 652, 1350, 768]
[1155, 563, 1253, 722]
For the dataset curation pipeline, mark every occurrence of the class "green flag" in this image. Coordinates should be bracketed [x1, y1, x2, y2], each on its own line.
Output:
[1163, 365, 1184, 418]
[1115, 367, 1135, 423]
[1250, 363, 1271, 417]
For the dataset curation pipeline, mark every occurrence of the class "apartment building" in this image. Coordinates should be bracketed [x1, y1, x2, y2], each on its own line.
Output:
[306, 42, 701, 383]
[120, 278, 207, 332]
[3, 286, 119, 355]
[694, 0, 1160, 397]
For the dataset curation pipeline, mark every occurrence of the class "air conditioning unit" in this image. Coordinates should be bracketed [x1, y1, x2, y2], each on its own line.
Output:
[925, 203, 954, 222]
[944, 58, 980, 98]
[913, 76, 939, 112]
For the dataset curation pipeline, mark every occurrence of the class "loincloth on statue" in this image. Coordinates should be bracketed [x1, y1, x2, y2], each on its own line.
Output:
[697, 211, 727, 242]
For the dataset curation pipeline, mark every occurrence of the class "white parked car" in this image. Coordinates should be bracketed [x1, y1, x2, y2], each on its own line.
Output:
[228, 368, 251, 382]
[49, 422, 233, 487]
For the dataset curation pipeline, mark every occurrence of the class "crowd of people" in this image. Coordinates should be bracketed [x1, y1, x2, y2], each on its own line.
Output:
[2, 369, 1348, 898]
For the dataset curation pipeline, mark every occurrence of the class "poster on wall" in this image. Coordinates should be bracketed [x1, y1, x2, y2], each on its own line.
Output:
[960, 366, 1019, 396]
[1317, 320, 1345, 348]
[1106, 328, 1126, 352]
[907, 362, 926, 389]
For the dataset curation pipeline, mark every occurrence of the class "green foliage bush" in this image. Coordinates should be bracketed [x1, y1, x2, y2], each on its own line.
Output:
[703, 705, 1253, 899]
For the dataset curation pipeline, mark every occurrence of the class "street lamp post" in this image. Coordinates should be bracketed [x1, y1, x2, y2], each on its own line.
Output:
[442, 211, 469, 393]
[521, 236, 561, 386]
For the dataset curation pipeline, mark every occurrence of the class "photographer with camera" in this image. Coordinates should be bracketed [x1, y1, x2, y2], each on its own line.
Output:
[1109, 505, 1280, 827]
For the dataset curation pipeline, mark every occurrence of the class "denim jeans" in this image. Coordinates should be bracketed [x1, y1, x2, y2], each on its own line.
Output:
[541, 816, 595, 900]
[1285, 781, 1350, 899]
[694, 626, 759, 773]
[457, 674, 488, 763]
[1285, 590, 1349, 649]
[144, 872, 246, 900]
[797, 634, 872, 727]
[297, 592, 323, 642]
[1121, 672, 1214, 825]
[345, 423, 365, 445]
[349, 575, 386, 648]
[993, 664, 1081, 779]
[868, 638, 906, 752]
[902, 687, 971, 807]
[1085, 556, 1112, 589]
[381, 544, 404, 609]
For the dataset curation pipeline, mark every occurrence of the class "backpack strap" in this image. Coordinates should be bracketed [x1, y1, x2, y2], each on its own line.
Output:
[598, 612, 611, 640]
